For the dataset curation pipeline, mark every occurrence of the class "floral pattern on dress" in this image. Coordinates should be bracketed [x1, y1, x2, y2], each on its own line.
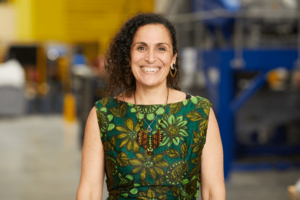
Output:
[138, 188, 167, 200]
[95, 96, 212, 200]
[116, 118, 141, 152]
[129, 152, 168, 180]
[96, 106, 115, 138]
[129, 104, 165, 120]
[157, 115, 189, 147]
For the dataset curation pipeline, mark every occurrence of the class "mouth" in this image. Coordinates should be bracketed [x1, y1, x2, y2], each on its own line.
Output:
[141, 66, 161, 73]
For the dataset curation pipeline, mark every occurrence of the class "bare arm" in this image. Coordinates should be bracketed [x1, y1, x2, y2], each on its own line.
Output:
[77, 106, 105, 200]
[201, 108, 226, 200]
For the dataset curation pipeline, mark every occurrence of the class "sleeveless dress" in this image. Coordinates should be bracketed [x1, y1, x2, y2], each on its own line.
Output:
[95, 95, 212, 200]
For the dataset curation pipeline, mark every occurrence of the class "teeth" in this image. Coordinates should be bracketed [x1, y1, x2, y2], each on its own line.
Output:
[142, 67, 160, 72]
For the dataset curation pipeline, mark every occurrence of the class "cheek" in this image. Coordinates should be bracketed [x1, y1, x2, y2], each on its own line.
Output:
[161, 55, 173, 67]
[130, 52, 143, 65]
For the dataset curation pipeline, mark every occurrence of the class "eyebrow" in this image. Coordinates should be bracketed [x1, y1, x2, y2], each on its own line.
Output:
[132, 42, 170, 48]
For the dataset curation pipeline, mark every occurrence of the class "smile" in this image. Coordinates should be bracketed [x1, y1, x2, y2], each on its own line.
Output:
[141, 67, 161, 72]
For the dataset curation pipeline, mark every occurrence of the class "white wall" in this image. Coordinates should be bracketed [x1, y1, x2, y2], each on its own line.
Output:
[0, 4, 16, 42]
[0, 4, 17, 62]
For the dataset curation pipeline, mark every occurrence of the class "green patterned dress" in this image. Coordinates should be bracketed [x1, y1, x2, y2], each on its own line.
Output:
[95, 95, 212, 200]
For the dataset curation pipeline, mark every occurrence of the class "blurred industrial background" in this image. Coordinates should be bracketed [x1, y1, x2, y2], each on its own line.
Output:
[0, 0, 300, 199]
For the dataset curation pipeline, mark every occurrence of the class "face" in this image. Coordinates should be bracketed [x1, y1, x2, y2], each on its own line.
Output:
[130, 24, 177, 88]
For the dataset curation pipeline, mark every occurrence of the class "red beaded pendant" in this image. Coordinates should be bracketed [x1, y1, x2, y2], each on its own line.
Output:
[134, 88, 168, 155]
[137, 123, 163, 155]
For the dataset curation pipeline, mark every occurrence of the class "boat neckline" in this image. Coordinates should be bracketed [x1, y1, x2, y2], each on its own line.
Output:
[108, 96, 200, 106]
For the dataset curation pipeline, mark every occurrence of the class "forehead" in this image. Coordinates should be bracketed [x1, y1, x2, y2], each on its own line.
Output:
[133, 24, 172, 44]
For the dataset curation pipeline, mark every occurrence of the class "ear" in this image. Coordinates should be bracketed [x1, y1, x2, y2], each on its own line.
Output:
[172, 53, 177, 64]
[171, 53, 177, 69]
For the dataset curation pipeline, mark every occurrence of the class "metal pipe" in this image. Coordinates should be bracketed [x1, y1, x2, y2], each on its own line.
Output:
[168, 9, 299, 23]
[296, 2, 300, 69]
[231, 13, 245, 69]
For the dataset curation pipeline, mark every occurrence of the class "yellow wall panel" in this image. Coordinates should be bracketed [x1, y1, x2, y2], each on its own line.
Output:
[14, 0, 154, 50]
[31, 0, 65, 41]
[63, 0, 154, 53]
[15, 0, 33, 41]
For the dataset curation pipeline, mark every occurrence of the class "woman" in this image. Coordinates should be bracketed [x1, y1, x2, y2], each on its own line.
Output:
[77, 13, 225, 200]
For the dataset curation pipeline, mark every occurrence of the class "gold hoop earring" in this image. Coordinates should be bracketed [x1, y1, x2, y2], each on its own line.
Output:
[170, 64, 177, 78]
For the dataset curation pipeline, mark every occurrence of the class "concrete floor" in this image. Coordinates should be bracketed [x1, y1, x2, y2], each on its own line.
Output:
[0, 115, 298, 200]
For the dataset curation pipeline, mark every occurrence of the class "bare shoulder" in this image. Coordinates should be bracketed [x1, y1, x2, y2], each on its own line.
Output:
[169, 89, 190, 103]
[86, 106, 97, 124]
[85, 106, 101, 140]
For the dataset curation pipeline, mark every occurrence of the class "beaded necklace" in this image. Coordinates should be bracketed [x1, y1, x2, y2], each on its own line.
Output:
[135, 88, 169, 155]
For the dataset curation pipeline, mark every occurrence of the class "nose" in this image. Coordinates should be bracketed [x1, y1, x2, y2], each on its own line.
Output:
[145, 48, 156, 63]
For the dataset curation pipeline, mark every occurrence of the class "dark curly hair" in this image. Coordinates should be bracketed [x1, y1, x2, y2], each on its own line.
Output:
[104, 12, 181, 97]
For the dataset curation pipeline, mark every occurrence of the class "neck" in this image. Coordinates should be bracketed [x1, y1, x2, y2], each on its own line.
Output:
[134, 83, 169, 105]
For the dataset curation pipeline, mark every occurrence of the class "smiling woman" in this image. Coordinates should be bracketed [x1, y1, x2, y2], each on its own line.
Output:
[77, 13, 225, 200]
[104, 13, 180, 99]
[130, 24, 176, 88]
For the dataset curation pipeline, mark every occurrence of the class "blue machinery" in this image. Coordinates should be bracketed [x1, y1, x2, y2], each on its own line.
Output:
[169, 0, 300, 179]
[201, 49, 300, 178]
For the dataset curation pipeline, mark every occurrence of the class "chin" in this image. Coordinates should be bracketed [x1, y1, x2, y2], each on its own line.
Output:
[138, 78, 162, 88]
[142, 81, 160, 87]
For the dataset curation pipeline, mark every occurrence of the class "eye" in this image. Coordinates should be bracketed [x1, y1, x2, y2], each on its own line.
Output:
[158, 47, 166, 51]
[137, 46, 146, 50]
